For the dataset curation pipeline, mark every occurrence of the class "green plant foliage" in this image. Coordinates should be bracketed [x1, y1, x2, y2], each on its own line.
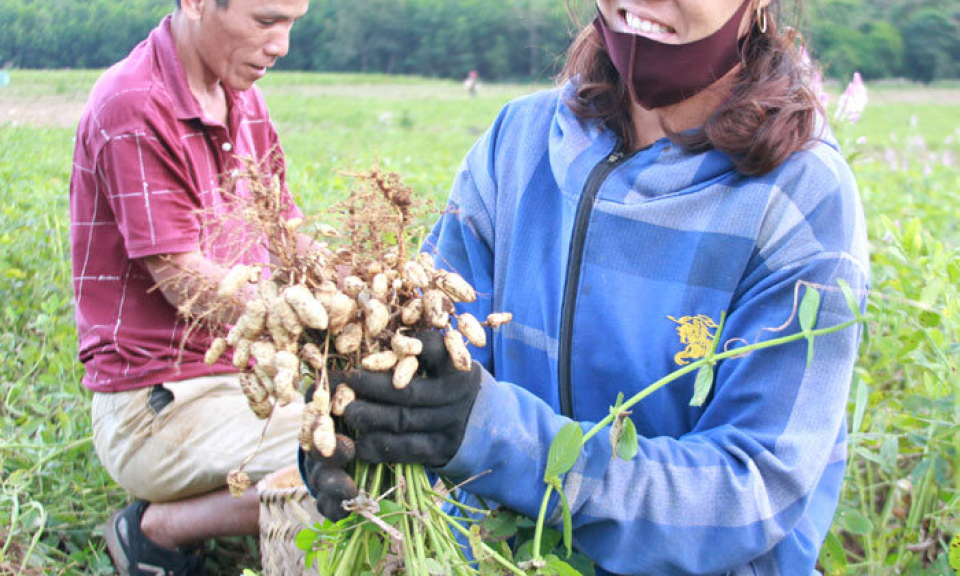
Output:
[545, 423, 584, 481]
[0, 71, 957, 574]
[3, 0, 960, 81]
[799, 286, 822, 366]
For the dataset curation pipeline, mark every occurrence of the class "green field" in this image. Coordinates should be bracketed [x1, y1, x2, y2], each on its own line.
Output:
[0, 71, 958, 575]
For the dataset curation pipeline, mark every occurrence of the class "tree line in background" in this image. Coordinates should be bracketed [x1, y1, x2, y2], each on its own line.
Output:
[1, 0, 959, 82]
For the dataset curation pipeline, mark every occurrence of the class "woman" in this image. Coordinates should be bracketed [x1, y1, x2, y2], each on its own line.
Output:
[305, 1, 869, 574]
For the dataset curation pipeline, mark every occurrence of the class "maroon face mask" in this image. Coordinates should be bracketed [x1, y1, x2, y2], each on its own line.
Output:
[593, 0, 752, 109]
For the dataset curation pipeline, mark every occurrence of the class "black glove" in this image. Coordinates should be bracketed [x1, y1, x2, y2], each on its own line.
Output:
[342, 330, 482, 468]
[300, 382, 360, 522]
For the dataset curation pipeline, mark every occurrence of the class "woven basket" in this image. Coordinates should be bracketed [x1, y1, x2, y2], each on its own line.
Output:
[257, 465, 323, 576]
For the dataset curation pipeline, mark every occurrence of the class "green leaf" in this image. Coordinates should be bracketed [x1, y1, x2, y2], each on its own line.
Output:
[545, 423, 584, 480]
[556, 484, 574, 557]
[948, 533, 960, 571]
[544, 554, 584, 576]
[423, 559, 447, 575]
[689, 364, 714, 407]
[818, 530, 848, 576]
[377, 499, 404, 526]
[799, 286, 821, 367]
[799, 286, 821, 334]
[918, 310, 941, 328]
[295, 527, 317, 552]
[566, 553, 596, 576]
[836, 506, 873, 535]
[836, 278, 861, 320]
[481, 509, 518, 540]
[851, 378, 868, 433]
[467, 524, 486, 560]
[879, 435, 899, 470]
[365, 536, 385, 568]
[616, 416, 639, 461]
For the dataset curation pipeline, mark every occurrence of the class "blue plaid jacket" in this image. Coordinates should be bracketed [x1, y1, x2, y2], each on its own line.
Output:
[429, 83, 869, 576]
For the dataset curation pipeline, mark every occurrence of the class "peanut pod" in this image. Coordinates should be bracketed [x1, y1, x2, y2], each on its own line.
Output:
[436, 270, 477, 303]
[272, 296, 303, 339]
[274, 369, 299, 406]
[250, 340, 277, 373]
[249, 396, 273, 420]
[317, 223, 338, 237]
[299, 401, 323, 451]
[342, 276, 366, 297]
[362, 351, 399, 372]
[300, 342, 325, 370]
[423, 289, 451, 328]
[205, 337, 228, 365]
[457, 313, 487, 347]
[313, 415, 337, 458]
[331, 384, 356, 417]
[240, 299, 267, 338]
[239, 372, 269, 404]
[285, 285, 329, 330]
[265, 300, 293, 350]
[226, 323, 244, 347]
[328, 292, 358, 333]
[364, 299, 390, 337]
[403, 261, 430, 289]
[444, 330, 473, 372]
[218, 265, 255, 299]
[227, 470, 252, 498]
[485, 312, 513, 328]
[391, 332, 423, 356]
[254, 365, 276, 396]
[416, 252, 436, 274]
[401, 298, 423, 326]
[371, 273, 390, 302]
[335, 322, 363, 355]
[393, 355, 419, 390]
[232, 338, 252, 369]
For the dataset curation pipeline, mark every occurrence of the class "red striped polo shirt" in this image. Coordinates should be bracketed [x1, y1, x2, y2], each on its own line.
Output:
[70, 16, 301, 393]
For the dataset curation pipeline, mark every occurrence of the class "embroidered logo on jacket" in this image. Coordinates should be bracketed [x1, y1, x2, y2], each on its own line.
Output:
[667, 314, 718, 366]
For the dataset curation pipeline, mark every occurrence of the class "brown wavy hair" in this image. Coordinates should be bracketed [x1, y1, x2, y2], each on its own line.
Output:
[561, 1, 823, 175]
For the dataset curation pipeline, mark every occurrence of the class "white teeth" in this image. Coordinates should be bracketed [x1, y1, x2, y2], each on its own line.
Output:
[625, 12, 671, 34]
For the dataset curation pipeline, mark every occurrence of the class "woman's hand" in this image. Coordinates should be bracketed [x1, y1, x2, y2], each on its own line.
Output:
[342, 331, 482, 468]
[301, 384, 360, 521]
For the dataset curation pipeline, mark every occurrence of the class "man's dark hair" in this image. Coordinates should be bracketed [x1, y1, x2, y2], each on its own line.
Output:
[175, 0, 230, 8]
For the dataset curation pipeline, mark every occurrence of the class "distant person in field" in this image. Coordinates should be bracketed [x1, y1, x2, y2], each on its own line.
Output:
[69, 0, 310, 574]
[0, 62, 11, 89]
[303, 1, 869, 575]
[463, 69, 479, 96]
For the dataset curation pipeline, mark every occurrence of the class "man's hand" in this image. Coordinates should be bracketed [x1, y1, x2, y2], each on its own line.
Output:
[142, 251, 253, 323]
[301, 383, 360, 521]
[341, 331, 482, 468]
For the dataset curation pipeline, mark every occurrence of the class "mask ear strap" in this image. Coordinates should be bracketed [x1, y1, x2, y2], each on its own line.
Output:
[625, 32, 639, 105]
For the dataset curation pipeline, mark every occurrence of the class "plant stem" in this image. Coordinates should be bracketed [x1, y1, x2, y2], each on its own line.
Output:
[439, 504, 527, 576]
[529, 314, 864, 566]
[582, 318, 860, 444]
[531, 484, 554, 561]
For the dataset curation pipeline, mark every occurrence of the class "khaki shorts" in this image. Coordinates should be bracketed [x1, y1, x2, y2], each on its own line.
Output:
[92, 374, 303, 503]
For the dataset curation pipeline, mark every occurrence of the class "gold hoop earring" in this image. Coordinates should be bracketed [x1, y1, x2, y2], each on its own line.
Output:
[756, 5, 768, 34]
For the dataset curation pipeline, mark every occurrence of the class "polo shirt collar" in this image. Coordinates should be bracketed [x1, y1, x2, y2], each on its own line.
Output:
[152, 15, 249, 123]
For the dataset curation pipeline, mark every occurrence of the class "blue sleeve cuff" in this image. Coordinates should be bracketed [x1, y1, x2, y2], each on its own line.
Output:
[433, 368, 574, 522]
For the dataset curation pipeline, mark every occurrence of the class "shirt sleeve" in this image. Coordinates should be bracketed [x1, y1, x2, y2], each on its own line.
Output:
[432, 131, 869, 574]
[96, 120, 203, 259]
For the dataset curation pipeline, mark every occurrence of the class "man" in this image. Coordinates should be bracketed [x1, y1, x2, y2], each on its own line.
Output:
[69, 0, 309, 574]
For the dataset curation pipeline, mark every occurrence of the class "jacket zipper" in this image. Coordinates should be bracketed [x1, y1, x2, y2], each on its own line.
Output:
[558, 144, 627, 418]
